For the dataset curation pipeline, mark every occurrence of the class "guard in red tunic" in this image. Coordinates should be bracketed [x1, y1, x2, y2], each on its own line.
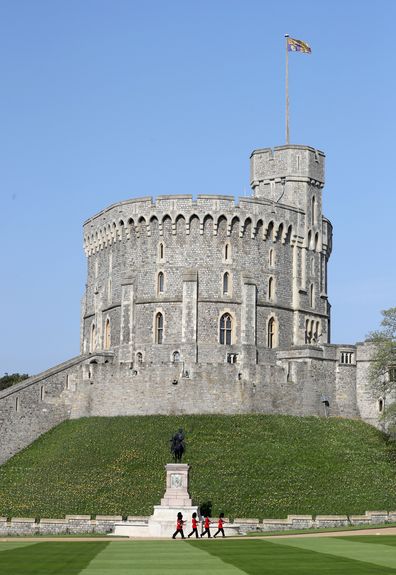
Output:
[200, 515, 212, 538]
[213, 512, 225, 538]
[172, 512, 186, 539]
[187, 512, 199, 538]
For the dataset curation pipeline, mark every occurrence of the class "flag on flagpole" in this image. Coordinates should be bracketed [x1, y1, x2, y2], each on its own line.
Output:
[287, 37, 311, 54]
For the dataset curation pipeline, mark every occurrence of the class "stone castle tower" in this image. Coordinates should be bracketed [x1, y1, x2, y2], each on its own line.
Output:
[82, 145, 331, 366]
[0, 145, 380, 465]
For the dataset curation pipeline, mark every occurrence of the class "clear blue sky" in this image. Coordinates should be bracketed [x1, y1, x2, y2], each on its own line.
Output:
[1, 0, 395, 375]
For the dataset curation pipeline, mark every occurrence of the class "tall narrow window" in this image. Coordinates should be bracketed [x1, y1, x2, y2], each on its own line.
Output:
[108, 278, 112, 303]
[90, 323, 96, 352]
[224, 243, 231, 261]
[310, 284, 315, 308]
[220, 314, 232, 345]
[223, 272, 229, 295]
[104, 318, 111, 350]
[314, 321, 320, 343]
[40, 385, 45, 401]
[158, 272, 164, 294]
[159, 242, 164, 260]
[15, 396, 20, 412]
[312, 196, 317, 225]
[268, 277, 274, 301]
[156, 312, 164, 344]
[268, 317, 276, 348]
[305, 319, 311, 344]
[269, 249, 274, 267]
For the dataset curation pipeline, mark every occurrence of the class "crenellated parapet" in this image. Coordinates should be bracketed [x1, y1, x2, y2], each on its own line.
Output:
[83, 194, 330, 257]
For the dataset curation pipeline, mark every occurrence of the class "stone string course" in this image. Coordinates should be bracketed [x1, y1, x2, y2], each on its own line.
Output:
[0, 511, 394, 536]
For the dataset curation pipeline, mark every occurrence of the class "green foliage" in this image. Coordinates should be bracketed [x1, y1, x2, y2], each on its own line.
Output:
[367, 308, 396, 427]
[0, 373, 29, 392]
[1, 415, 396, 519]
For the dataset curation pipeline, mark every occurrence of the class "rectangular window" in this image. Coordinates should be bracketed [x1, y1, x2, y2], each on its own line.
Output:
[340, 351, 354, 364]
[40, 386, 45, 401]
[15, 396, 20, 412]
[389, 368, 396, 382]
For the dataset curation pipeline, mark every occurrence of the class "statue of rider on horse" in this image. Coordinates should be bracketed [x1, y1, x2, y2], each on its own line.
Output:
[170, 428, 185, 463]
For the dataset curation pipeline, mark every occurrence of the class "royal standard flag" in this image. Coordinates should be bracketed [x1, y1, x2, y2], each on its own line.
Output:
[287, 37, 311, 54]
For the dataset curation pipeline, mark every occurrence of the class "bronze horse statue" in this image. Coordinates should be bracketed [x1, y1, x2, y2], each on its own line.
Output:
[170, 428, 185, 463]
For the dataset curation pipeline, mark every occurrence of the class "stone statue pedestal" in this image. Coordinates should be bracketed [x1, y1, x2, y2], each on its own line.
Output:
[160, 463, 194, 506]
[113, 463, 199, 538]
[149, 463, 199, 537]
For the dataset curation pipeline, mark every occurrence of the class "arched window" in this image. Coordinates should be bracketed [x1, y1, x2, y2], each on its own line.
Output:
[268, 317, 276, 348]
[314, 321, 320, 343]
[155, 312, 164, 344]
[268, 277, 274, 301]
[172, 351, 181, 363]
[225, 243, 230, 261]
[90, 323, 96, 352]
[159, 242, 164, 260]
[315, 233, 319, 252]
[269, 249, 274, 267]
[378, 398, 384, 413]
[310, 284, 315, 308]
[219, 314, 232, 345]
[312, 196, 316, 225]
[305, 319, 311, 344]
[158, 272, 164, 294]
[223, 272, 229, 295]
[104, 319, 111, 350]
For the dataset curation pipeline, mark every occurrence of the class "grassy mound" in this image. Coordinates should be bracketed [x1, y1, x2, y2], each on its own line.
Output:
[1, 415, 396, 519]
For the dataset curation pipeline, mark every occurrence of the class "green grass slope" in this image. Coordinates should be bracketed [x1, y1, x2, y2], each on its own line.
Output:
[1, 415, 396, 519]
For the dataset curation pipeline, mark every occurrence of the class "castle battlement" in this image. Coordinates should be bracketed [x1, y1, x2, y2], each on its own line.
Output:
[250, 145, 325, 185]
[83, 193, 331, 257]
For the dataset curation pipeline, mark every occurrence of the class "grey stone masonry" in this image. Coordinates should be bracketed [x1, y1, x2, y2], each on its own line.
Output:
[0, 144, 386, 465]
[0, 510, 394, 536]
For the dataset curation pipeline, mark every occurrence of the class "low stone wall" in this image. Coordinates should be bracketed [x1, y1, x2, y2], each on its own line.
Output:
[0, 515, 124, 536]
[0, 511, 395, 536]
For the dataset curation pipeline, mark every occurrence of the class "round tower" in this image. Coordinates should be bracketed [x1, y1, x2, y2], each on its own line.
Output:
[81, 146, 332, 371]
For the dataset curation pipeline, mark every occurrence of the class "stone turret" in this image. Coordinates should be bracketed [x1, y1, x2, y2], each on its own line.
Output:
[250, 144, 324, 217]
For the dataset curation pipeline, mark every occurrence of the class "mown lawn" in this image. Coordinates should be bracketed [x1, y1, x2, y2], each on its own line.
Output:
[0, 414, 396, 518]
[1, 538, 396, 574]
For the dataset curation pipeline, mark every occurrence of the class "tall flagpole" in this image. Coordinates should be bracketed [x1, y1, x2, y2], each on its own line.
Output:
[285, 34, 290, 145]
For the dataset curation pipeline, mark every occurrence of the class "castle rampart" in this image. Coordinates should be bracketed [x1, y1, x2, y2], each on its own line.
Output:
[0, 144, 383, 466]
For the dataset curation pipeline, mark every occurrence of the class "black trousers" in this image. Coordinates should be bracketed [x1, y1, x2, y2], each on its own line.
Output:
[214, 528, 225, 537]
[201, 527, 211, 538]
[188, 527, 199, 538]
[172, 528, 185, 539]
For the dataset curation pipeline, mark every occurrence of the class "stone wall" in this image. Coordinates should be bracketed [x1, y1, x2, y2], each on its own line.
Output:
[0, 339, 381, 466]
[0, 510, 395, 536]
[0, 352, 113, 465]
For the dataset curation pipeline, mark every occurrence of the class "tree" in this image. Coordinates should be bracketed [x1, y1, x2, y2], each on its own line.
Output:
[367, 307, 396, 431]
[0, 373, 29, 392]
